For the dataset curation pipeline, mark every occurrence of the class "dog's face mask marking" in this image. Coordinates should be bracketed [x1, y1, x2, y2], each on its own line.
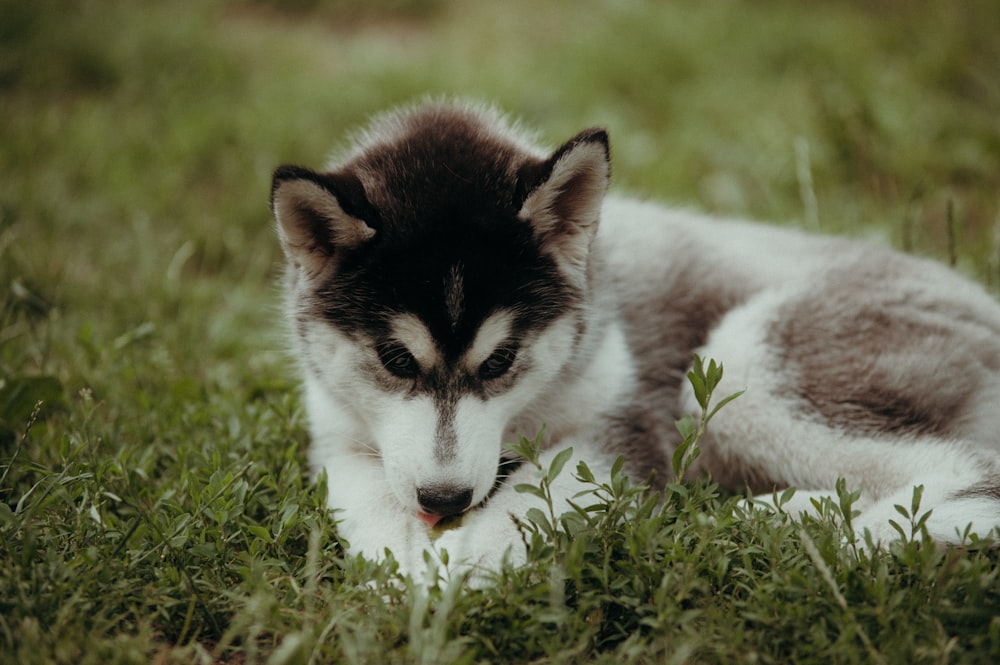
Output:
[271, 104, 610, 518]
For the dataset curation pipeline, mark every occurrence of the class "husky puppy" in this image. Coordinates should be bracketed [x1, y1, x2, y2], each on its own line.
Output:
[271, 100, 1000, 578]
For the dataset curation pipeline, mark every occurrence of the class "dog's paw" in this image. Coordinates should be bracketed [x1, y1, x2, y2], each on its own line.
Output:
[426, 506, 527, 586]
[339, 512, 435, 581]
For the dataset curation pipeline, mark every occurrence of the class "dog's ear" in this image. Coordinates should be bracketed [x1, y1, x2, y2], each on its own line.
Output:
[270, 166, 377, 277]
[517, 128, 610, 278]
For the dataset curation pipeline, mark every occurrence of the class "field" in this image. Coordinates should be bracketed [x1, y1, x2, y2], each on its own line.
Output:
[2, 1, 1000, 662]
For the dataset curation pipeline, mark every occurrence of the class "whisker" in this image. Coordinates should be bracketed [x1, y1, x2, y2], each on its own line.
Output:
[316, 432, 384, 462]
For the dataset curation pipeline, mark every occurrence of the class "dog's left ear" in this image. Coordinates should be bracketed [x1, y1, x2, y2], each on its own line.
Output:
[518, 128, 610, 278]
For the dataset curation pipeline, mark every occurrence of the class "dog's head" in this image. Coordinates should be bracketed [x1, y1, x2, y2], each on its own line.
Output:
[271, 102, 610, 520]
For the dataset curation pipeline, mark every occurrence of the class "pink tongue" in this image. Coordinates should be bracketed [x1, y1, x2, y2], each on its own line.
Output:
[417, 511, 443, 528]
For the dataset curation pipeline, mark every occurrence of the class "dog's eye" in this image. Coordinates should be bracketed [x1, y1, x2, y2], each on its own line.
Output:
[378, 344, 419, 379]
[479, 345, 517, 380]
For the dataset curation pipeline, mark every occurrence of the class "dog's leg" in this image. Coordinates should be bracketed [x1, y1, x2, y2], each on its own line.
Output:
[322, 451, 434, 577]
[748, 474, 1000, 546]
[708, 376, 1000, 546]
[840, 467, 1000, 545]
[430, 439, 616, 584]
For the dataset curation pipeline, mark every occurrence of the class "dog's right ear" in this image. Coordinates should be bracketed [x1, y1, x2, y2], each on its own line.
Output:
[270, 166, 377, 277]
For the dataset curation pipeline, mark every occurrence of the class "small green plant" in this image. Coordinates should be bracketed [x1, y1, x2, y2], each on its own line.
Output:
[508, 355, 742, 574]
[672, 355, 745, 479]
[509, 429, 576, 548]
[888, 484, 932, 543]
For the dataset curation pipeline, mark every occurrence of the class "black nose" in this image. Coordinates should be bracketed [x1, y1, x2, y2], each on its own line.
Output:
[416, 484, 473, 517]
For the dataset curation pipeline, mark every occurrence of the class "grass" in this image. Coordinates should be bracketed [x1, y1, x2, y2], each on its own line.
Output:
[2, 0, 1000, 662]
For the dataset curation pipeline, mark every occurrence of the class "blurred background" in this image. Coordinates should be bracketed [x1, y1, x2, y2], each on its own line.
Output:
[2, 0, 1000, 434]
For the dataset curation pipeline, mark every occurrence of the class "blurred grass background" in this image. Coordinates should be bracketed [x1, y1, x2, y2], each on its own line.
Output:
[2, 1, 1000, 662]
[3, 0, 999, 402]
